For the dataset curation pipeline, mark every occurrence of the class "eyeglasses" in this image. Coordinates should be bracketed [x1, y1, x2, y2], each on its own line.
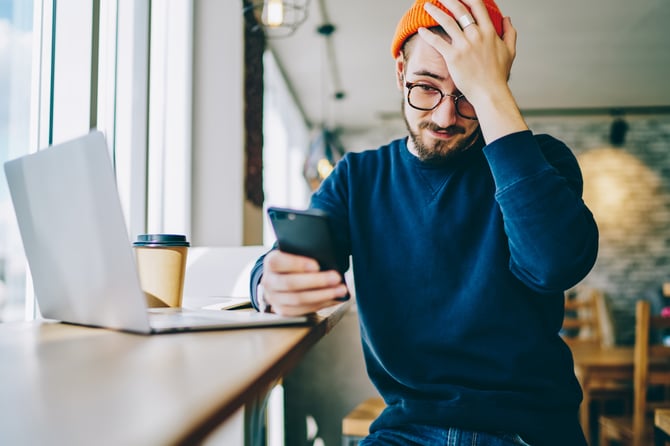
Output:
[405, 81, 478, 120]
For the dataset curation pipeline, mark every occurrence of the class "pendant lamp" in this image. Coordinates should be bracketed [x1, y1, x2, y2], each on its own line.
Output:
[243, 0, 311, 39]
[303, 127, 345, 191]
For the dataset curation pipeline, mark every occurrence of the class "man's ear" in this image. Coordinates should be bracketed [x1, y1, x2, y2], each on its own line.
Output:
[395, 55, 405, 91]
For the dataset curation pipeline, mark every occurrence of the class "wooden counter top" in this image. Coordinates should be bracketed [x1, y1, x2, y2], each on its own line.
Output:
[0, 302, 350, 445]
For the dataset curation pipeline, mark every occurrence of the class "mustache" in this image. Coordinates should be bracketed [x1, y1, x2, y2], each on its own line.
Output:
[418, 121, 466, 134]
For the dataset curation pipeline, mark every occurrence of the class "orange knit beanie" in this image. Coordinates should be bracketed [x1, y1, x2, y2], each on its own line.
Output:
[391, 0, 504, 58]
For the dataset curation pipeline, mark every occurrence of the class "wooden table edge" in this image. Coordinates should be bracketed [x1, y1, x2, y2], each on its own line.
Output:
[173, 300, 352, 445]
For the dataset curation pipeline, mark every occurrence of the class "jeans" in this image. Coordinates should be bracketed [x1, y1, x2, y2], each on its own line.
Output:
[359, 425, 533, 446]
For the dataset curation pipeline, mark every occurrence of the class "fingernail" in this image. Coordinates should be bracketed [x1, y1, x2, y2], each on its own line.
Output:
[334, 285, 350, 301]
[335, 294, 350, 302]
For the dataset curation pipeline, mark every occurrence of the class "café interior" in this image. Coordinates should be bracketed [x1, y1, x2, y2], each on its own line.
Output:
[1, 0, 670, 445]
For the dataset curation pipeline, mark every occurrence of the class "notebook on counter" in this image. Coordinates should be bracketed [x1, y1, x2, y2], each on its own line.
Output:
[181, 245, 270, 312]
[3, 131, 306, 334]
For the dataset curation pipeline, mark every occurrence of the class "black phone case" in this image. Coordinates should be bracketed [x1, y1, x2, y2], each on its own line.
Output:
[267, 207, 340, 272]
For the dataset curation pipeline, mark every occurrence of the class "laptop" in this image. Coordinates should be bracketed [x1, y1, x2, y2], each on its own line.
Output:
[3, 130, 306, 334]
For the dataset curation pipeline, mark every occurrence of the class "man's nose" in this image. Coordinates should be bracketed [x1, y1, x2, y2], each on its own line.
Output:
[431, 97, 459, 128]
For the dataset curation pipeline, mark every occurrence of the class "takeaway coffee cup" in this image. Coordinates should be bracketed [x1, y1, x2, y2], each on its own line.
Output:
[133, 234, 190, 308]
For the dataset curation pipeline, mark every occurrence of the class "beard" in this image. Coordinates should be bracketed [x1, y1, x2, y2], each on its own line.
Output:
[403, 103, 481, 164]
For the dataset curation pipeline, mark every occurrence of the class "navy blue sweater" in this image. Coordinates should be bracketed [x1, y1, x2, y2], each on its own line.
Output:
[251, 130, 598, 445]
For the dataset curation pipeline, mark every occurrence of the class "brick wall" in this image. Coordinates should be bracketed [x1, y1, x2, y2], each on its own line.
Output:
[526, 113, 670, 344]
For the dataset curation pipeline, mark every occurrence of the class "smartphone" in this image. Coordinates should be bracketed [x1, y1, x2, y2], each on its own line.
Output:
[267, 206, 341, 273]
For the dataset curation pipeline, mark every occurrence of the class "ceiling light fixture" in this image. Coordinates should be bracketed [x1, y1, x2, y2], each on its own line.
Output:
[243, 0, 311, 39]
[265, 0, 284, 27]
[609, 111, 629, 147]
[303, 127, 345, 191]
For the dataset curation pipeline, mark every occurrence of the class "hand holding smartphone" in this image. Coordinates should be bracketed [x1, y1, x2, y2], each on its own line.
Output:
[267, 206, 341, 272]
[267, 206, 349, 301]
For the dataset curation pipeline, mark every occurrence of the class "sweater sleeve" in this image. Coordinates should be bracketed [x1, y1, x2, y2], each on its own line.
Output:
[248, 245, 276, 312]
[249, 256, 264, 311]
[483, 130, 599, 293]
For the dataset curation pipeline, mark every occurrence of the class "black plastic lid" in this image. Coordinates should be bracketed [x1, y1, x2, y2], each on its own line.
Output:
[133, 234, 190, 247]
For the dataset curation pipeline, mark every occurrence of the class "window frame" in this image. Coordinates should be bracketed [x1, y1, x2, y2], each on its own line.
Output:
[9, 0, 193, 320]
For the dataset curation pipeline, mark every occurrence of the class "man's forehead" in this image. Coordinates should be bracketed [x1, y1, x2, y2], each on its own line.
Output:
[402, 35, 451, 78]
[402, 28, 451, 58]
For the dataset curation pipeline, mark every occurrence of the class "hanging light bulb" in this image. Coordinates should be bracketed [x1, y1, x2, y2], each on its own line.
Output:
[264, 0, 284, 27]
[243, 0, 310, 39]
[303, 128, 345, 191]
[316, 158, 334, 179]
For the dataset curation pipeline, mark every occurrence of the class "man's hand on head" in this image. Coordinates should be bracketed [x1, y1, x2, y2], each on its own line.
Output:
[420, 0, 527, 143]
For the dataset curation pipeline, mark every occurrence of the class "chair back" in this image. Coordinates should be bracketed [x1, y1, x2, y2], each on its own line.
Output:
[632, 300, 670, 446]
[182, 245, 269, 297]
[563, 287, 604, 346]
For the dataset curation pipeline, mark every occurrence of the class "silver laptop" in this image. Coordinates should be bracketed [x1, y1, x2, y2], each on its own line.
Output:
[3, 130, 306, 334]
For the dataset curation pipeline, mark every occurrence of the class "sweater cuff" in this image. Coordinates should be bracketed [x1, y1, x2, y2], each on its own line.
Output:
[249, 261, 264, 312]
[482, 130, 551, 192]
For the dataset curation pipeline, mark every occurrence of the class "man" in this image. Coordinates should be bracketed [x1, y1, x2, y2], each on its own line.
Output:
[250, 0, 598, 444]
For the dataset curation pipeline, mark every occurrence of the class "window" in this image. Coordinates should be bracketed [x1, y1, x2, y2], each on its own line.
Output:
[0, 0, 192, 322]
[146, 1, 192, 235]
[0, 0, 33, 321]
[262, 50, 311, 244]
[0, 0, 104, 321]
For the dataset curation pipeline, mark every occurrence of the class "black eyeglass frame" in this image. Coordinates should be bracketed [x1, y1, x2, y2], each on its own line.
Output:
[404, 81, 478, 121]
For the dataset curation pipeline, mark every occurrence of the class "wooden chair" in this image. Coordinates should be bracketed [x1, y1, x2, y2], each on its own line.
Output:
[562, 287, 615, 347]
[563, 287, 600, 344]
[563, 287, 633, 444]
[655, 408, 670, 446]
[599, 300, 670, 446]
[341, 396, 385, 446]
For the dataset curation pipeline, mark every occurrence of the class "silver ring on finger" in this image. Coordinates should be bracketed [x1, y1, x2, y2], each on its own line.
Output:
[457, 13, 476, 29]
